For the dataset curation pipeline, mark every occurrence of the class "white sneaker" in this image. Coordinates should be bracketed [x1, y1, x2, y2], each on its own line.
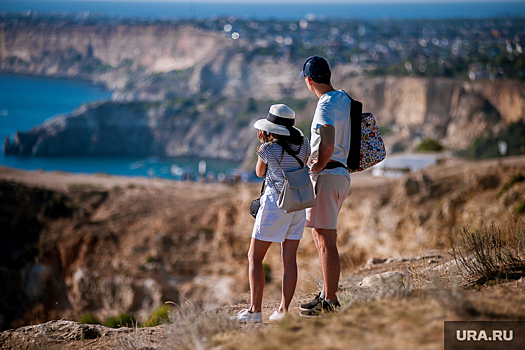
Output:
[269, 309, 286, 322]
[230, 309, 262, 323]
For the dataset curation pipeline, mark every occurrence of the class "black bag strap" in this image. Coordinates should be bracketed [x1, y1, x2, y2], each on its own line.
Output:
[270, 139, 306, 169]
[258, 179, 266, 195]
[342, 90, 363, 171]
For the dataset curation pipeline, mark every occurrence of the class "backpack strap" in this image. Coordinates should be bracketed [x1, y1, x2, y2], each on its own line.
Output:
[342, 90, 363, 171]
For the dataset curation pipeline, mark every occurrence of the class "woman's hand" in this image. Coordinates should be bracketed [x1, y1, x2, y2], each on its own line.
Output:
[257, 129, 268, 143]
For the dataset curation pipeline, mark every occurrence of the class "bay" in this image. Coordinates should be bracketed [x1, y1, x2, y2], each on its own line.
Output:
[0, 74, 242, 181]
[3, 1, 524, 20]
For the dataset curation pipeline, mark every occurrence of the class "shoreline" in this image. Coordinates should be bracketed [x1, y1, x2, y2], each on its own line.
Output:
[2, 154, 524, 192]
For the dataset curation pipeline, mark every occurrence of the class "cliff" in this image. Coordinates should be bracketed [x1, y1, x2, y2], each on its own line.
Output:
[3, 99, 255, 161]
[4, 76, 525, 160]
[0, 23, 227, 89]
[2, 22, 525, 160]
[1, 155, 524, 332]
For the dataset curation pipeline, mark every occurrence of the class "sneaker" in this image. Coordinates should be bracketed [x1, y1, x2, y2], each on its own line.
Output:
[299, 293, 322, 311]
[269, 309, 286, 322]
[230, 309, 262, 323]
[300, 300, 340, 318]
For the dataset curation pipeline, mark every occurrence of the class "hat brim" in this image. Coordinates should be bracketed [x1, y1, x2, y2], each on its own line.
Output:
[253, 119, 304, 137]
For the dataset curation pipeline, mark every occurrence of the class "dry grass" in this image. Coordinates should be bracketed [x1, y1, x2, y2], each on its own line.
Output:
[220, 292, 450, 350]
[450, 220, 525, 284]
[110, 220, 525, 350]
[162, 301, 238, 350]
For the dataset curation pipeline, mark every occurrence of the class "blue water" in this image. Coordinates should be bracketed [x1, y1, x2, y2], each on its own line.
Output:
[0, 74, 241, 180]
[0, 74, 112, 140]
[2, 1, 524, 20]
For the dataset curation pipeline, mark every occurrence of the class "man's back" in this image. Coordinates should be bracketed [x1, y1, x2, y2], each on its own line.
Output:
[310, 90, 351, 173]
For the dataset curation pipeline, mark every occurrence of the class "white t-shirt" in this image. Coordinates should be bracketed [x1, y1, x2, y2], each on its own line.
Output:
[309, 90, 351, 178]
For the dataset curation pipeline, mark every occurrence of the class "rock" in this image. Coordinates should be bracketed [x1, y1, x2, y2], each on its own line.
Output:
[358, 271, 405, 289]
[402, 177, 420, 196]
[0, 320, 101, 349]
[473, 173, 500, 190]
[0, 319, 166, 350]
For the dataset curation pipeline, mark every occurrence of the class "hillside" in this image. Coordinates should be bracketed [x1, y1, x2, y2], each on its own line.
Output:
[1, 154, 524, 347]
[4, 76, 525, 164]
[2, 20, 525, 163]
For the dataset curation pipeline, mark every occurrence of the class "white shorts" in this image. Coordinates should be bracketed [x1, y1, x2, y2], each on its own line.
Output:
[252, 186, 306, 242]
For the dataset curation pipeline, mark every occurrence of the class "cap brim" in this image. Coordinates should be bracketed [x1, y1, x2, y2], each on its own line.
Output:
[299, 71, 306, 78]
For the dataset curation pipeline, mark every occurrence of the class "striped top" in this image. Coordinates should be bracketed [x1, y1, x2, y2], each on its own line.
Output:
[257, 137, 311, 193]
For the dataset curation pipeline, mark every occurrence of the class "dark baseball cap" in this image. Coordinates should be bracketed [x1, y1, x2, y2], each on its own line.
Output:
[299, 56, 331, 79]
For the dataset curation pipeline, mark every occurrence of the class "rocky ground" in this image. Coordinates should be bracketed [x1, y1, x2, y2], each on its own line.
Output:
[1, 154, 524, 349]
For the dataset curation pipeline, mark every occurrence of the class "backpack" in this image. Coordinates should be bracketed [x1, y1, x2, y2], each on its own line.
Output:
[344, 91, 386, 172]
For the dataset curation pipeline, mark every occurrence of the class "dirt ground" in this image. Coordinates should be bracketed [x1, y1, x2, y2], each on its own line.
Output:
[1, 155, 525, 349]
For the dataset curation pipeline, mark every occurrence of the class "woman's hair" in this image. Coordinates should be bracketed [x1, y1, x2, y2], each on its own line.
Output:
[272, 127, 305, 165]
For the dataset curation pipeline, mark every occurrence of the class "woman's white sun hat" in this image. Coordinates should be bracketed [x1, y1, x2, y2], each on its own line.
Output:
[253, 104, 302, 136]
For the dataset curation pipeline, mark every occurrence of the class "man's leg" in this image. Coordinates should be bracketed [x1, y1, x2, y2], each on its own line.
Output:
[312, 231, 325, 295]
[312, 228, 340, 301]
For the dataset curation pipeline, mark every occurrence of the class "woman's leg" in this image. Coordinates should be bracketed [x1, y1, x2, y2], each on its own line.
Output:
[278, 239, 301, 313]
[248, 238, 272, 313]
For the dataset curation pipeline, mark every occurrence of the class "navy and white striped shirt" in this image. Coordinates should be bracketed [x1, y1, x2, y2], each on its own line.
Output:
[257, 137, 311, 193]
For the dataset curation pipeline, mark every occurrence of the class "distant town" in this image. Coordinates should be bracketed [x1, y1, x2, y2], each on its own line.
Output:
[1, 12, 524, 81]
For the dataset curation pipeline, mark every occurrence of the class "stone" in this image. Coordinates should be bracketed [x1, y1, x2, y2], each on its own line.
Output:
[358, 271, 405, 289]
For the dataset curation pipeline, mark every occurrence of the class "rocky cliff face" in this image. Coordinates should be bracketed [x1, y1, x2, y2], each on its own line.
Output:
[0, 24, 227, 88]
[1, 156, 524, 331]
[335, 76, 525, 151]
[4, 75, 524, 160]
[2, 22, 525, 160]
[3, 99, 255, 161]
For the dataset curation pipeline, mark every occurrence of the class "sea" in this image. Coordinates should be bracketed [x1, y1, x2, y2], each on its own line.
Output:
[2, 1, 525, 20]
[0, 74, 241, 181]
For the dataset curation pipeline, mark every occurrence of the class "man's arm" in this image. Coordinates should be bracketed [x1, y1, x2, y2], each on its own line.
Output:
[311, 124, 335, 173]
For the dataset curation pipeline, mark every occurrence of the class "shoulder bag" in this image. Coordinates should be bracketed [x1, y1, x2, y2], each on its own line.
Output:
[269, 146, 315, 213]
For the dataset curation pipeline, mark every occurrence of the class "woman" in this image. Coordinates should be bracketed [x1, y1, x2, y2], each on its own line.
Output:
[231, 104, 311, 323]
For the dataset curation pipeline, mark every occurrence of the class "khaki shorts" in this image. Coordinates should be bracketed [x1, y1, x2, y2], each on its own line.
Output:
[305, 174, 351, 230]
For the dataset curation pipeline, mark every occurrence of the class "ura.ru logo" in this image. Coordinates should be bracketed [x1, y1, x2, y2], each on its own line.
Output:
[456, 330, 513, 342]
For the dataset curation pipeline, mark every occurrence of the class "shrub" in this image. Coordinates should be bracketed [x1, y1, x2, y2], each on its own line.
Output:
[144, 305, 172, 327]
[42, 194, 73, 218]
[457, 121, 525, 160]
[496, 173, 525, 199]
[513, 202, 525, 216]
[104, 313, 136, 328]
[104, 316, 119, 328]
[416, 138, 444, 152]
[450, 222, 525, 284]
[79, 313, 100, 325]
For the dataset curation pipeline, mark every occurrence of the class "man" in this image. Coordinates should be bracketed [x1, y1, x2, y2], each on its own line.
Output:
[299, 56, 352, 317]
